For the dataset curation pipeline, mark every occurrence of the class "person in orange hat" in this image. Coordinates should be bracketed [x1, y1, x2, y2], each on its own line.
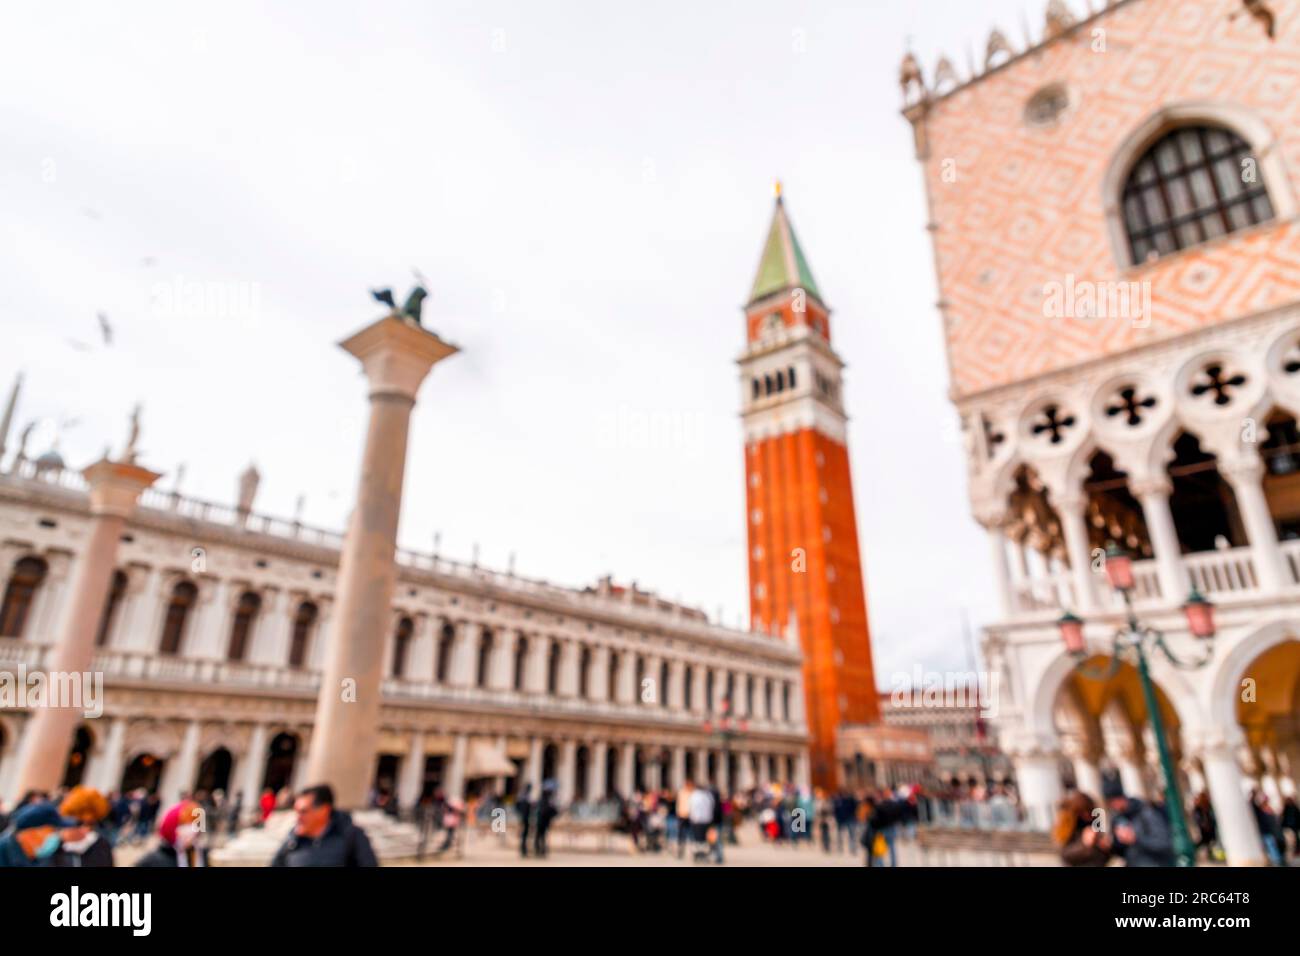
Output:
[55, 787, 115, 867]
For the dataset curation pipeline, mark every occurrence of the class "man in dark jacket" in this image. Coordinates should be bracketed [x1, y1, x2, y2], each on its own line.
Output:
[270, 785, 378, 867]
[1104, 779, 1174, 867]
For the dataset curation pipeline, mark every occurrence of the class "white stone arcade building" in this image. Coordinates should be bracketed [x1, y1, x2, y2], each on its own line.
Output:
[903, 0, 1300, 865]
[0, 443, 808, 815]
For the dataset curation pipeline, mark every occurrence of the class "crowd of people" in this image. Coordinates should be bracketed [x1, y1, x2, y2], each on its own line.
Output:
[0, 781, 376, 868]
[1052, 778, 1300, 867]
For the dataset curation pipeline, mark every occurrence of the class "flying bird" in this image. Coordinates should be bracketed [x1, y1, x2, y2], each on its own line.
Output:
[97, 312, 113, 345]
[371, 288, 396, 309]
[65, 338, 92, 352]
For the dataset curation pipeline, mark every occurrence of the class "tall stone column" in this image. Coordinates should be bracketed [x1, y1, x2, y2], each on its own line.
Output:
[10, 459, 160, 795]
[670, 746, 685, 790]
[525, 737, 542, 793]
[161, 720, 202, 804]
[398, 729, 425, 808]
[1199, 741, 1266, 865]
[445, 732, 468, 801]
[88, 716, 128, 793]
[1132, 479, 1187, 602]
[1221, 456, 1287, 592]
[406, 615, 435, 683]
[487, 629, 514, 691]
[1056, 494, 1098, 612]
[303, 316, 457, 809]
[557, 739, 577, 805]
[617, 742, 635, 796]
[587, 741, 608, 801]
[587, 645, 610, 703]
[1012, 749, 1064, 831]
[978, 510, 1015, 617]
[239, 723, 270, 817]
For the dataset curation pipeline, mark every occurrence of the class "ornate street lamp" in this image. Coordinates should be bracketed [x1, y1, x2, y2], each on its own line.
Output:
[1055, 542, 1216, 868]
[703, 696, 748, 795]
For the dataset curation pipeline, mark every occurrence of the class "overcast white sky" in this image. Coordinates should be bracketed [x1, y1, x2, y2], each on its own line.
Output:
[1, 0, 1049, 684]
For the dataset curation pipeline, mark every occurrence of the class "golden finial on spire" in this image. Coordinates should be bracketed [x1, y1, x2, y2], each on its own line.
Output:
[773, 178, 783, 199]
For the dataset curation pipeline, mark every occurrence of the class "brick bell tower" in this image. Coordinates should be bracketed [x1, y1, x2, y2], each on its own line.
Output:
[738, 184, 879, 788]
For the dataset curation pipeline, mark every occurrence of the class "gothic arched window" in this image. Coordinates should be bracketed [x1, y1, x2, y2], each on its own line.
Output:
[95, 570, 129, 647]
[227, 591, 260, 662]
[287, 600, 318, 668]
[158, 580, 198, 656]
[1122, 124, 1272, 265]
[0, 556, 48, 639]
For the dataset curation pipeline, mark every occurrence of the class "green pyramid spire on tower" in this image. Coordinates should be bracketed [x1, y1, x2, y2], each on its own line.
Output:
[748, 183, 823, 306]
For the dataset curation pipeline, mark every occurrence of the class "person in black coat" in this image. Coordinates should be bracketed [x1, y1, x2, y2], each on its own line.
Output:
[532, 783, 558, 858]
[270, 785, 378, 867]
[516, 784, 534, 858]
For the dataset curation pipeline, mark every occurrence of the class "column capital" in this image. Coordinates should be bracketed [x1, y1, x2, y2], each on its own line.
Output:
[339, 316, 460, 402]
[83, 458, 162, 518]
[1130, 477, 1174, 499]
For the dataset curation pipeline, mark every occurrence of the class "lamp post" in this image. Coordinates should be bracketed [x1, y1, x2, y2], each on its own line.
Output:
[1056, 542, 1216, 868]
[702, 696, 748, 796]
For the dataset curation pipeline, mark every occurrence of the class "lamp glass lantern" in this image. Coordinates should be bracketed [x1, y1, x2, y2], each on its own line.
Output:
[1182, 588, 1216, 639]
[1103, 541, 1135, 592]
[1057, 611, 1086, 655]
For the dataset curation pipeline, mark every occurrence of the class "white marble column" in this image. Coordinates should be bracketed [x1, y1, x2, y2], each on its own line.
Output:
[406, 614, 435, 683]
[717, 750, 731, 795]
[249, 588, 291, 666]
[26, 551, 72, 646]
[445, 732, 468, 801]
[0, 718, 27, 801]
[114, 566, 164, 653]
[557, 640, 579, 698]
[1012, 750, 1064, 831]
[756, 751, 771, 788]
[448, 621, 476, 688]
[689, 665, 706, 716]
[1222, 456, 1288, 592]
[587, 741, 608, 801]
[186, 577, 231, 660]
[88, 717, 129, 794]
[239, 723, 269, 816]
[524, 635, 550, 695]
[558, 739, 577, 805]
[667, 658, 685, 711]
[524, 737, 542, 793]
[984, 522, 1015, 617]
[1056, 494, 1098, 612]
[795, 751, 810, 789]
[1132, 479, 1187, 602]
[307, 597, 332, 672]
[10, 460, 159, 795]
[670, 746, 685, 791]
[398, 730, 425, 808]
[1199, 742, 1266, 866]
[586, 645, 609, 703]
[735, 753, 755, 791]
[615, 650, 636, 705]
[617, 742, 635, 796]
[695, 746, 709, 786]
[161, 720, 202, 805]
[487, 629, 514, 691]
